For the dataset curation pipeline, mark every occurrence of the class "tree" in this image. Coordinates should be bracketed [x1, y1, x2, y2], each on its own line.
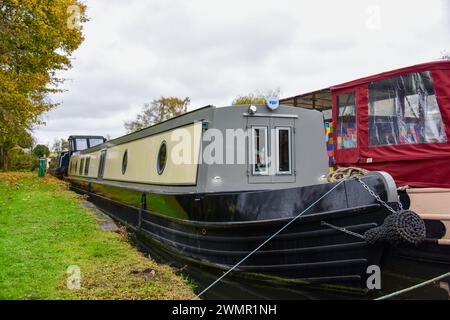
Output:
[8, 148, 35, 171]
[124, 97, 190, 133]
[232, 88, 281, 105]
[0, 0, 87, 170]
[52, 138, 69, 153]
[32, 144, 50, 158]
[0, 127, 33, 171]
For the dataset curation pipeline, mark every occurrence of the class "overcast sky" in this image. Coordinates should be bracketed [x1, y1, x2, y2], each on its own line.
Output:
[34, 0, 450, 146]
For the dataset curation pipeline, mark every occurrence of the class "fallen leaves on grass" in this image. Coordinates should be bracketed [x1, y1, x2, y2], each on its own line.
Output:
[130, 268, 156, 280]
[0, 172, 29, 189]
[75, 259, 194, 300]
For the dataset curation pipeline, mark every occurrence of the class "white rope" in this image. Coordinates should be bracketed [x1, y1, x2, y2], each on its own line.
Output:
[194, 180, 346, 299]
[375, 271, 450, 300]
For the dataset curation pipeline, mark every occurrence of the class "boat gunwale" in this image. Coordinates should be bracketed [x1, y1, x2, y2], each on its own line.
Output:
[72, 184, 384, 228]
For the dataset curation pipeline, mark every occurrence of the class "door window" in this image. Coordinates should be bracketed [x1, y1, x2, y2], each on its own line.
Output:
[251, 127, 268, 175]
[276, 127, 292, 174]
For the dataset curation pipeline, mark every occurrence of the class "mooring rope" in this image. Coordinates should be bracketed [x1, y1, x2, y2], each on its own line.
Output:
[374, 271, 450, 300]
[194, 180, 346, 300]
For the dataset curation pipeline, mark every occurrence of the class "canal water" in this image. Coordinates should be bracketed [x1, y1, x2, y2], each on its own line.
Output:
[131, 235, 450, 300]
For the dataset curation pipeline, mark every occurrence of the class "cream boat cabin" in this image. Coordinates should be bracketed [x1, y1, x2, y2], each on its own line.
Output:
[69, 122, 201, 186]
[66, 104, 405, 291]
[68, 104, 331, 193]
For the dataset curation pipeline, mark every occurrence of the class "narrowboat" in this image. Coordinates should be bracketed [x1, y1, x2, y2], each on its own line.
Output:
[64, 103, 408, 292]
[281, 60, 450, 279]
[51, 135, 106, 178]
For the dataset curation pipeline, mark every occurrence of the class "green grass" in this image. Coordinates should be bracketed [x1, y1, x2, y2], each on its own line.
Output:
[0, 172, 195, 300]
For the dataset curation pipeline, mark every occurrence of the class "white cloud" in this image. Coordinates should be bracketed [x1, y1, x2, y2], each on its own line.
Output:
[35, 0, 450, 146]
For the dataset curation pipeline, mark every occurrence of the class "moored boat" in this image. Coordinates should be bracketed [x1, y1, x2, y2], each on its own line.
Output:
[64, 103, 403, 292]
[281, 60, 450, 281]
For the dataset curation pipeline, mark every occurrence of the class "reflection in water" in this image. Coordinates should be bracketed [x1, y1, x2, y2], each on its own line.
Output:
[186, 263, 450, 300]
[132, 234, 450, 300]
[378, 254, 450, 300]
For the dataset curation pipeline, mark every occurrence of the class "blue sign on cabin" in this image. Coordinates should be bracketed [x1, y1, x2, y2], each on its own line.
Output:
[266, 97, 279, 111]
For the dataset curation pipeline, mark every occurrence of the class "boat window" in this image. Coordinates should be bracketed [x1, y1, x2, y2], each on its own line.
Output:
[75, 138, 88, 151]
[368, 71, 447, 146]
[336, 92, 357, 149]
[322, 109, 333, 121]
[251, 127, 268, 175]
[98, 150, 107, 178]
[157, 141, 167, 175]
[74, 160, 78, 174]
[276, 127, 292, 174]
[70, 139, 76, 152]
[122, 150, 128, 175]
[84, 157, 90, 176]
[79, 158, 84, 175]
[89, 138, 104, 147]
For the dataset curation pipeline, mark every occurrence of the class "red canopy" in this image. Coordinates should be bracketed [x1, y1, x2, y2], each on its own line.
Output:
[331, 61, 450, 188]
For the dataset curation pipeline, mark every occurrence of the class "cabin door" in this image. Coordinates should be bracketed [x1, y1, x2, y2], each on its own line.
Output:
[247, 116, 296, 184]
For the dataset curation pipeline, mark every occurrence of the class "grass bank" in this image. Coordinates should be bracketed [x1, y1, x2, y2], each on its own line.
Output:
[0, 172, 195, 300]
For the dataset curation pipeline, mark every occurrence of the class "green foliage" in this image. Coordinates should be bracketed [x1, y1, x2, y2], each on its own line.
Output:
[0, 0, 87, 170]
[32, 144, 50, 158]
[0, 127, 34, 171]
[232, 88, 281, 106]
[7, 148, 35, 171]
[124, 97, 190, 133]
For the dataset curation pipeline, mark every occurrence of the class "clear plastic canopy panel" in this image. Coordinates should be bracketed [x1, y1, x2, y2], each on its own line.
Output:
[368, 71, 447, 147]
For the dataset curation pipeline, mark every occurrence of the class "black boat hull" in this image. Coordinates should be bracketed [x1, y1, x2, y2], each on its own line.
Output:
[68, 176, 393, 292]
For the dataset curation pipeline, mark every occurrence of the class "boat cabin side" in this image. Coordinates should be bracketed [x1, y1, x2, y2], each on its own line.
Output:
[67, 105, 329, 193]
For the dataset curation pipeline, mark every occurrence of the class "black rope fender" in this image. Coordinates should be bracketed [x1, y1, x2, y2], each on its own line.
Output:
[321, 210, 426, 246]
[324, 168, 427, 246]
[364, 210, 426, 246]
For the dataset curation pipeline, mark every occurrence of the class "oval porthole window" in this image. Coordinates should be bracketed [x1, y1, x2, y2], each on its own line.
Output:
[122, 150, 128, 175]
[157, 141, 167, 175]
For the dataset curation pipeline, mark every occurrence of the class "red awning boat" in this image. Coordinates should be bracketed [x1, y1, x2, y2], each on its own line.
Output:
[282, 60, 450, 188]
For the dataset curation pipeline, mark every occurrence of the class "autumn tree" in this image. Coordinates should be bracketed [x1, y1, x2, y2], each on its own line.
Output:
[32, 144, 50, 158]
[232, 88, 281, 105]
[124, 97, 190, 133]
[0, 0, 87, 170]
